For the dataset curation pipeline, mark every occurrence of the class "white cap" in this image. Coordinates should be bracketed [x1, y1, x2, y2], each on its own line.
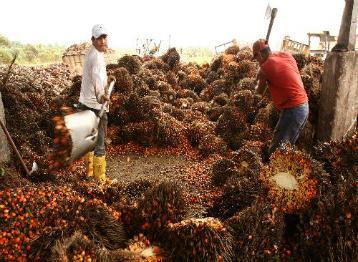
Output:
[92, 24, 108, 39]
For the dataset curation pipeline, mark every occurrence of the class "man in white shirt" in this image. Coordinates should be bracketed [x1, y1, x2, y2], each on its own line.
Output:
[80, 24, 112, 181]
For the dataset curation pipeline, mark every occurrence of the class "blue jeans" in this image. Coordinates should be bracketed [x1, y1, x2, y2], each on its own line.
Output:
[269, 102, 309, 155]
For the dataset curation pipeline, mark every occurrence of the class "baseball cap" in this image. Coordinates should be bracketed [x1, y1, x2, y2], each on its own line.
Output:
[252, 39, 269, 58]
[92, 24, 108, 39]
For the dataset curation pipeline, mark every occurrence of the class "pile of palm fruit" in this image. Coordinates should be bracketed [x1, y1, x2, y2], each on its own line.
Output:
[0, 44, 356, 261]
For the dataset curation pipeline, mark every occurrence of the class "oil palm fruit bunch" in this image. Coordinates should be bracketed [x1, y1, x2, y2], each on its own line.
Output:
[210, 55, 223, 72]
[236, 47, 253, 61]
[292, 53, 307, 71]
[235, 60, 257, 80]
[313, 132, 357, 177]
[224, 45, 240, 55]
[161, 47, 180, 70]
[198, 134, 228, 157]
[296, 167, 355, 261]
[231, 147, 262, 177]
[48, 107, 73, 171]
[211, 158, 238, 186]
[117, 55, 142, 74]
[124, 233, 165, 260]
[187, 120, 215, 147]
[121, 121, 156, 146]
[239, 77, 256, 92]
[50, 231, 97, 262]
[260, 145, 322, 214]
[165, 217, 234, 262]
[209, 174, 262, 220]
[137, 181, 188, 240]
[155, 114, 187, 147]
[111, 67, 134, 94]
[225, 199, 285, 260]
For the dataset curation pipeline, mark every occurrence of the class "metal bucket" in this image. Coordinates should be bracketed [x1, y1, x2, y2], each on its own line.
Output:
[64, 110, 99, 162]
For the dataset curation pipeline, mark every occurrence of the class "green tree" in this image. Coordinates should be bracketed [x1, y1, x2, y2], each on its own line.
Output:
[0, 34, 10, 47]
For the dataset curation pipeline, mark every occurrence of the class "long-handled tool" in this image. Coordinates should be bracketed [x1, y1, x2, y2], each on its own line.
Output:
[260, 6, 278, 97]
[64, 80, 116, 162]
[0, 118, 38, 176]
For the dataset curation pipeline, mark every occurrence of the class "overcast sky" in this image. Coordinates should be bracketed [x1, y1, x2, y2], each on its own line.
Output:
[0, 0, 346, 51]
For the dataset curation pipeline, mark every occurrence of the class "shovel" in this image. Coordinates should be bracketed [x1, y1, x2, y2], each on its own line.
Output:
[64, 80, 115, 162]
[0, 118, 38, 176]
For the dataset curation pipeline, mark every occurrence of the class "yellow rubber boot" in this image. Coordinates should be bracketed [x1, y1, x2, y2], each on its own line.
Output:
[84, 151, 94, 177]
[93, 155, 106, 181]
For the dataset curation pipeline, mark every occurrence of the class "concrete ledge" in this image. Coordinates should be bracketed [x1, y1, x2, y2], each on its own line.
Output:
[0, 92, 11, 163]
[317, 51, 358, 141]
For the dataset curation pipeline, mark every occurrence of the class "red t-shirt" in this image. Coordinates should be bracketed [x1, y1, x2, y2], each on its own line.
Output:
[260, 52, 308, 109]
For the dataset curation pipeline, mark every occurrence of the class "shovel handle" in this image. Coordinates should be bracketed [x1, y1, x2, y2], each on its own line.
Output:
[266, 8, 278, 43]
[0, 118, 31, 176]
[98, 80, 116, 118]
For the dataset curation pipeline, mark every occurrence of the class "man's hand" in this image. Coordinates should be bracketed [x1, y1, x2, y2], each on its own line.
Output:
[100, 95, 110, 104]
[107, 75, 116, 85]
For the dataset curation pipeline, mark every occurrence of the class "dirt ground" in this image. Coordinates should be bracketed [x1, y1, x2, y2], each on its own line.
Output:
[106, 152, 217, 217]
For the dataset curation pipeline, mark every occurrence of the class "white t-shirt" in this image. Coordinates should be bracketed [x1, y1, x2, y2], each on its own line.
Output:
[79, 46, 108, 111]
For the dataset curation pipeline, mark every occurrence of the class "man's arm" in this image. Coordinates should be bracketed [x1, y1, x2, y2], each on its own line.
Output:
[255, 69, 268, 95]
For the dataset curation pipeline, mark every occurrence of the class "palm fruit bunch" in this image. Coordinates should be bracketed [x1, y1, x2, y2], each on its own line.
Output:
[181, 72, 207, 94]
[136, 182, 188, 240]
[48, 106, 73, 171]
[186, 120, 215, 147]
[137, 68, 157, 90]
[155, 114, 187, 147]
[110, 66, 134, 94]
[0, 185, 121, 260]
[117, 54, 142, 74]
[292, 53, 307, 71]
[224, 45, 240, 55]
[124, 179, 154, 201]
[223, 61, 242, 83]
[211, 158, 238, 186]
[161, 47, 180, 70]
[206, 70, 220, 84]
[254, 102, 279, 129]
[121, 121, 156, 146]
[176, 88, 200, 102]
[238, 77, 256, 92]
[143, 57, 169, 72]
[235, 59, 257, 80]
[165, 217, 234, 262]
[236, 47, 253, 61]
[215, 107, 248, 149]
[206, 106, 224, 121]
[231, 89, 255, 122]
[166, 70, 178, 87]
[231, 147, 262, 178]
[210, 79, 231, 97]
[191, 101, 210, 114]
[213, 93, 229, 106]
[49, 231, 97, 261]
[296, 166, 356, 261]
[80, 203, 126, 250]
[247, 123, 273, 143]
[198, 134, 228, 157]
[260, 145, 322, 214]
[313, 132, 357, 177]
[225, 199, 285, 260]
[210, 55, 223, 72]
[208, 174, 262, 220]
[173, 97, 192, 109]
[123, 233, 165, 261]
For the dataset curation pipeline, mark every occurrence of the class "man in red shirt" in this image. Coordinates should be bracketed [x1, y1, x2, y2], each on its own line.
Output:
[253, 39, 309, 157]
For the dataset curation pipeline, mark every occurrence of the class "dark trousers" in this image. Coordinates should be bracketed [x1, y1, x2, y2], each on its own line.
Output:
[269, 102, 309, 155]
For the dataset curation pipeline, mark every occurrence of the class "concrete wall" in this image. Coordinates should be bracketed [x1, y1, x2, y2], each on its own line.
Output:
[0, 92, 11, 163]
[317, 51, 358, 141]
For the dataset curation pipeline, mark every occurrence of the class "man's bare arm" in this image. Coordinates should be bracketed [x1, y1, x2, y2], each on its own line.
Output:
[255, 69, 267, 95]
